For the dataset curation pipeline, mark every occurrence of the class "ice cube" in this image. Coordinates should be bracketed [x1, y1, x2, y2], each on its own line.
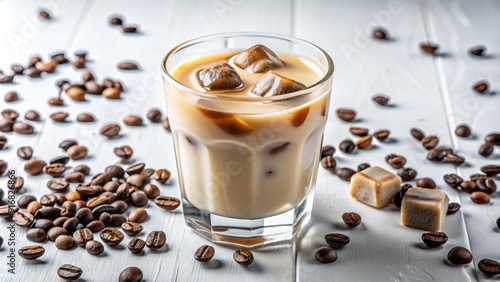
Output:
[251, 71, 306, 97]
[233, 45, 284, 73]
[196, 63, 244, 91]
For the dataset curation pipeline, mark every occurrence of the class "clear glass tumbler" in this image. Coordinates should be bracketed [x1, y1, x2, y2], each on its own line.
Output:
[162, 32, 333, 247]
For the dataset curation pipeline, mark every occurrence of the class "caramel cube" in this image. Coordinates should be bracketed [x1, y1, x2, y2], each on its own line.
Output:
[350, 166, 402, 208]
[401, 188, 449, 231]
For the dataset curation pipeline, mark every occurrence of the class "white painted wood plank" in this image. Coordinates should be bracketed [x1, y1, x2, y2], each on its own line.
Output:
[295, 0, 474, 281]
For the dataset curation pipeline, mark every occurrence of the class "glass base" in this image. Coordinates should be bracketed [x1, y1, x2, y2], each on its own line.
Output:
[181, 187, 314, 248]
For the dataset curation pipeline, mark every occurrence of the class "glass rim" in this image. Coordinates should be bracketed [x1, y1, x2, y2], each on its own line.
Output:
[161, 32, 334, 102]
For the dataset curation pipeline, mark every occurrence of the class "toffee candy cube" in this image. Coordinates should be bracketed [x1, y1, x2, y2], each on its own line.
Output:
[401, 188, 449, 231]
[350, 166, 402, 208]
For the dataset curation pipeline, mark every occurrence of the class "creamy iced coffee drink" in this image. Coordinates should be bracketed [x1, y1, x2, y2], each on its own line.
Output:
[167, 45, 327, 219]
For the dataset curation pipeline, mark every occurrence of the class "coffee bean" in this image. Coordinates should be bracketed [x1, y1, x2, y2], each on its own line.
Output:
[2, 109, 19, 120]
[122, 222, 143, 236]
[100, 227, 124, 246]
[38, 60, 57, 73]
[102, 87, 121, 99]
[11, 64, 25, 75]
[421, 136, 439, 150]
[372, 28, 388, 40]
[106, 165, 125, 178]
[60, 201, 76, 217]
[35, 207, 62, 220]
[447, 246, 472, 265]
[336, 167, 356, 181]
[22, 111, 40, 123]
[349, 126, 369, 137]
[73, 57, 86, 69]
[86, 220, 105, 233]
[147, 108, 162, 123]
[43, 163, 66, 177]
[109, 214, 127, 226]
[38, 9, 50, 19]
[336, 108, 356, 121]
[67, 145, 88, 160]
[119, 267, 143, 282]
[325, 233, 350, 248]
[91, 172, 113, 186]
[50, 52, 69, 64]
[87, 196, 110, 209]
[13, 122, 34, 134]
[356, 162, 370, 172]
[74, 164, 91, 176]
[470, 191, 490, 204]
[0, 160, 7, 176]
[460, 181, 477, 193]
[57, 264, 83, 281]
[40, 194, 58, 206]
[397, 167, 417, 181]
[49, 155, 70, 165]
[47, 178, 69, 192]
[124, 238, 145, 254]
[420, 42, 439, 54]
[0, 205, 18, 219]
[26, 228, 47, 242]
[47, 227, 68, 241]
[128, 208, 148, 223]
[11, 176, 21, 190]
[4, 91, 19, 102]
[154, 169, 170, 184]
[194, 245, 215, 262]
[473, 80, 489, 94]
[118, 61, 139, 70]
[143, 184, 160, 199]
[478, 258, 500, 276]
[64, 172, 86, 183]
[62, 217, 79, 234]
[386, 154, 406, 169]
[73, 228, 94, 247]
[100, 123, 121, 138]
[410, 128, 426, 141]
[32, 219, 55, 232]
[122, 25, 138, 33]
[85, 81, 104, 94]
[416, 177, 436, 189]
[468, 46, 486, 57]
[75, 208, 94, 225]
[339, 139, 355, 154]
[233, 249, 254, 266]
[372, 94, 390, 106]
[48, 97, 64, 106]
[154, 196, 180, 210]
[18, 245, 45, 260]
[116, 183, 131, 200]
[77, 112, 95, 123]
[443, 174, 463, 188]
[373, 129, 390, 141]
[55, 235, 75, 250]
[478, 142, 494, 157]
[342, 212, 362, 227]
[114, 145, 133, 159]
[0, 118, 14, 132]
[426, 148, 443, 162]
[15, 147, 32, 161]
[321, 156, 336, 171]
[127, 174, 148, 188]
[123, 115, 143, 126]
[485, 132, 500, 145]
[314, 247, 338, 264]
[27, 201, 42, 215]
[422, 232, 448, 248]
[447, 203, 461, 215]
[64, 86, 85, 101]
[24, 159, 46, 175]
[355, 135, 372, 149]
[59, 139, 78, 151]
[162, 118, 171, 131]
[442, 153, 465, 165]
[477, 178, 496, 194]
[18, 195, 37, 208]
[0, 74, 14, 83]
[50, 111, 69, 122]
[146, 230, 166, 249]
[481, 164, 500, 177]
[454, 124, 471, 138]
[126, 163, 145, 175]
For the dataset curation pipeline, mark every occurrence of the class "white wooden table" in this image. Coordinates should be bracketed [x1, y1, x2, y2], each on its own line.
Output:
[0, 0, 499, 281]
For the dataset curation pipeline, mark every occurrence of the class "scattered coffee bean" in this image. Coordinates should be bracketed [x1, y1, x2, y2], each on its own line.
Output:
[143, 184, 160, 199]
[154, 169, 170, 184]
[18, 245, 45, 260]
[447, 246, 472, 265]
[356, 135, 372, 149]
[162, 118, 171, 131]
[386, 154, 406, 169]
[57, 264, 83, 281]
[17, 195, 37, 208]
[372, 27, 388, 40]
[85, 240, 104, 256]
[43, 163, 66, 177]
[48, 97, 64, 106]
[119, 267, 143, 282]
[0, 160, 7, 176]
[67, 145, 88, 160]
[0, 119, 14, 132]
[478, 258, 500, 276]
[26, 201, 42, 216]
[40, 194, 58, 206]
[420, 42, 439, 54]
[455, 124, 472, 138]
[397, 167, 417, 181]
[0, 74, 14, 83]
[102, 87, 121, 99]
[118, 61, 139, 70]
[122, 25, 138, 33]
[336, 108, 356, 122]
[372, 94, 390, 106]
[100, 227, 124, 246]
[2, 109, 19, 120]
[24, 159, 47, 175]
[0, 135, 7, 150]
[468, 46, 486, 57]
[32, 219, 55, 232]
[74, 164, 91, 176]
[123, 115, 143, 126]
[26, 228, 47, 242]
[422, 232, 448, 248]
[76, 112, 95, 123]
[114, 145, 133, 159]
[472, 80, 489, 94]
[325, 233, 350, 248]
[342, 212, 362, 227]
[39, 9, 50, 19]
[73, 228, 94, 247]
[106, 165, 125, 178]
[47, 178, 69, 192]
[11, 64, 25, 75]
[13, 122, 34, 134]
[314, 247, 338, 264]
[64, 172, 86, 183]
[478, 142, 494, 157]
[477, 178, 496, 194]
[110, 16, 123, 25]
[59, 139, 78, 151]
[373, 129, 390, 141]
[122, 222, 143, 236]
[4, 91, 19, 102]
[55, 235, 75, 250]
[128, 208, 148, 223]
[233, 249, 254, 266]
[421, 136, 439, 150]
[128, 237, 146, 253]
[357, 162, 370, 172]
[460, 181, 477, 193]
[194, 245, 215, 262]
[336, 167, 356, 181]
[339, 139, 355, 154]
[154, 196, 180, 210]
[23, 110, 40, 121]
[321, 156, 336, 171]
[443, 174, 463, 188]
[17, 146, 33, 160]
[100, 123, 121, 138]
[447, 203, 461, 215]
[349, 126, 369, 137]
[416, 177, 436, 189]
[442, 153, 465, 165]
[393, 184, 411, 208]
[147, 109, 162, 123]
[485, 132, 500, 145]
[470, 191, 490, 204]
[481, 165, 500, 177]
[126, 163, 145, 175]
[410, 128, 426, 141]
[146, 231, 166, 249]
[47, 227, 68, 241]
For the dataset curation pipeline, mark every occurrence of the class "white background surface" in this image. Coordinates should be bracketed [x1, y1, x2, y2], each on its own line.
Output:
[0, 0, 499, 281]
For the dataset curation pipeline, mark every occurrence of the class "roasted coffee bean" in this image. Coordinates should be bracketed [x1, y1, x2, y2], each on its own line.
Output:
[447, 203, 461, 215]
[18, 245, 45, 260]
[421, 136, 439, 150]
[61, 201, 77, 217]
[0, 74, 14, 83]
[114, 145, 133, 159]
[37, 60, 58, 73]
[443, 153, 465, 165]
[142, 168, 155, 178]
[342, 212, 362, 227]
[43, 163, 66, 177]
[470, 173, 488, 183]
[468, 46, 486, 57]
[48, 97, 64, 106]
[38, 9, 50, 19]
[32, 219, 55, 232]
[122, 222, 143, 236]
[355, 135, 372, 149]
[106, 165, 125, 178]
[386, 155, 406, 169]
[143, 184, 160, 199]
[50, 52, 69, 64]
[321, 156, 336, 171]
[0, 118, 14, 132]
[123, 115, 143, 126]
[75, 208, 94, 225]
[194, 245, 215, 262]
[47, 178, 69, 192]
[13, 211, 35, 227]
[40, 194, 58, 206]
[73, 228, 94, 247]
[111, 200, 128, 214]
[118, 61, 139, 70]
[420, 42, 439, 54]
[86, 220, 105, 233]
[473, 80, 489, 94]
[416, 177, 436, 189]
[27, 201, 42, 215]
[4, 91, 19, 102]
[397, 167, 417, 181]
[372, 94, 390, 106]
[154, 169, 170, 184]
[0, 205, 18, 219]
[24, 159, 46, 175]
[447, 246, 472, 265]
[321, 145, 335, 158]
[73, 57, 86, 69]
[122, 25, 138, 33]
[91, 172, 112, 186]
[373, 129, 390, 141]
[109, 214, 127, 226]
[146, 231, 166, 249]
[2, 108, 19, 120]
[126, 163, 145, 175]
[18, 195, 37, 208]
[357, 162, 370, 172]
[116, 183, 131, 200]
[74, 164, 91, 176]
[485, 132, 500, 145]
[119, 267, 143, 282]
[75, 184, 98, 197]
[13, 177, 24, 190]
[233, 249, 254, 266]
[59, 139, 78, 151]
[455, 124, 472, 138]
[349, 126, 369, 137]
[478, 258, 500, 276]
[102, 87, 121, 99]
[315, 247, 338, 264]
[422, 232, 448, 248]
[86, 240, 104, 256]
[53, 193, 67, 205]
[336, 108, 356, 121]
[100, 123, 121, 138]
[325, 233, 350, 248]
[410, 128, 426, 141]
[0, 160, 7, 176]
[57, 264, 83, 280]
[339, 139, 355, 154]
[128, 208, 148, 223]
[62, 217, 79, 234]
[84, 81, 104, 94]
[110, 16, 123, 25]
[162, 118, 171, 131]
[99, 212, 111, 225]
[24, 110, 41, 121]
[470, 191, 490, 204]
[427, 148, 444, 162]
[460, 181, 477, 193]
[87, 196, 110, 209]
[478, 142, 494, 157]
[73, 200, 87, 211]
[443, 174, 463, 188]
[76, 112, 95, 123]
[64, 172, 85, 183]
[26, 228, 47, 242]
[147, 108, 162, 123]
[50, 111, 69, 122]
[336, 167, 356, 181]
[67, 145, 88, 160]
[481, 165, 500, 177]
[477, 178, 496, 194]
[11, 64, 25, 75]
[47, 226, 68, 241]
[35, 207, 62, 220]
[49, 156, 70, 165]
[55, 235, 75, 250]
[100, 227, 124, 246]
[154, 196, 180, 210]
